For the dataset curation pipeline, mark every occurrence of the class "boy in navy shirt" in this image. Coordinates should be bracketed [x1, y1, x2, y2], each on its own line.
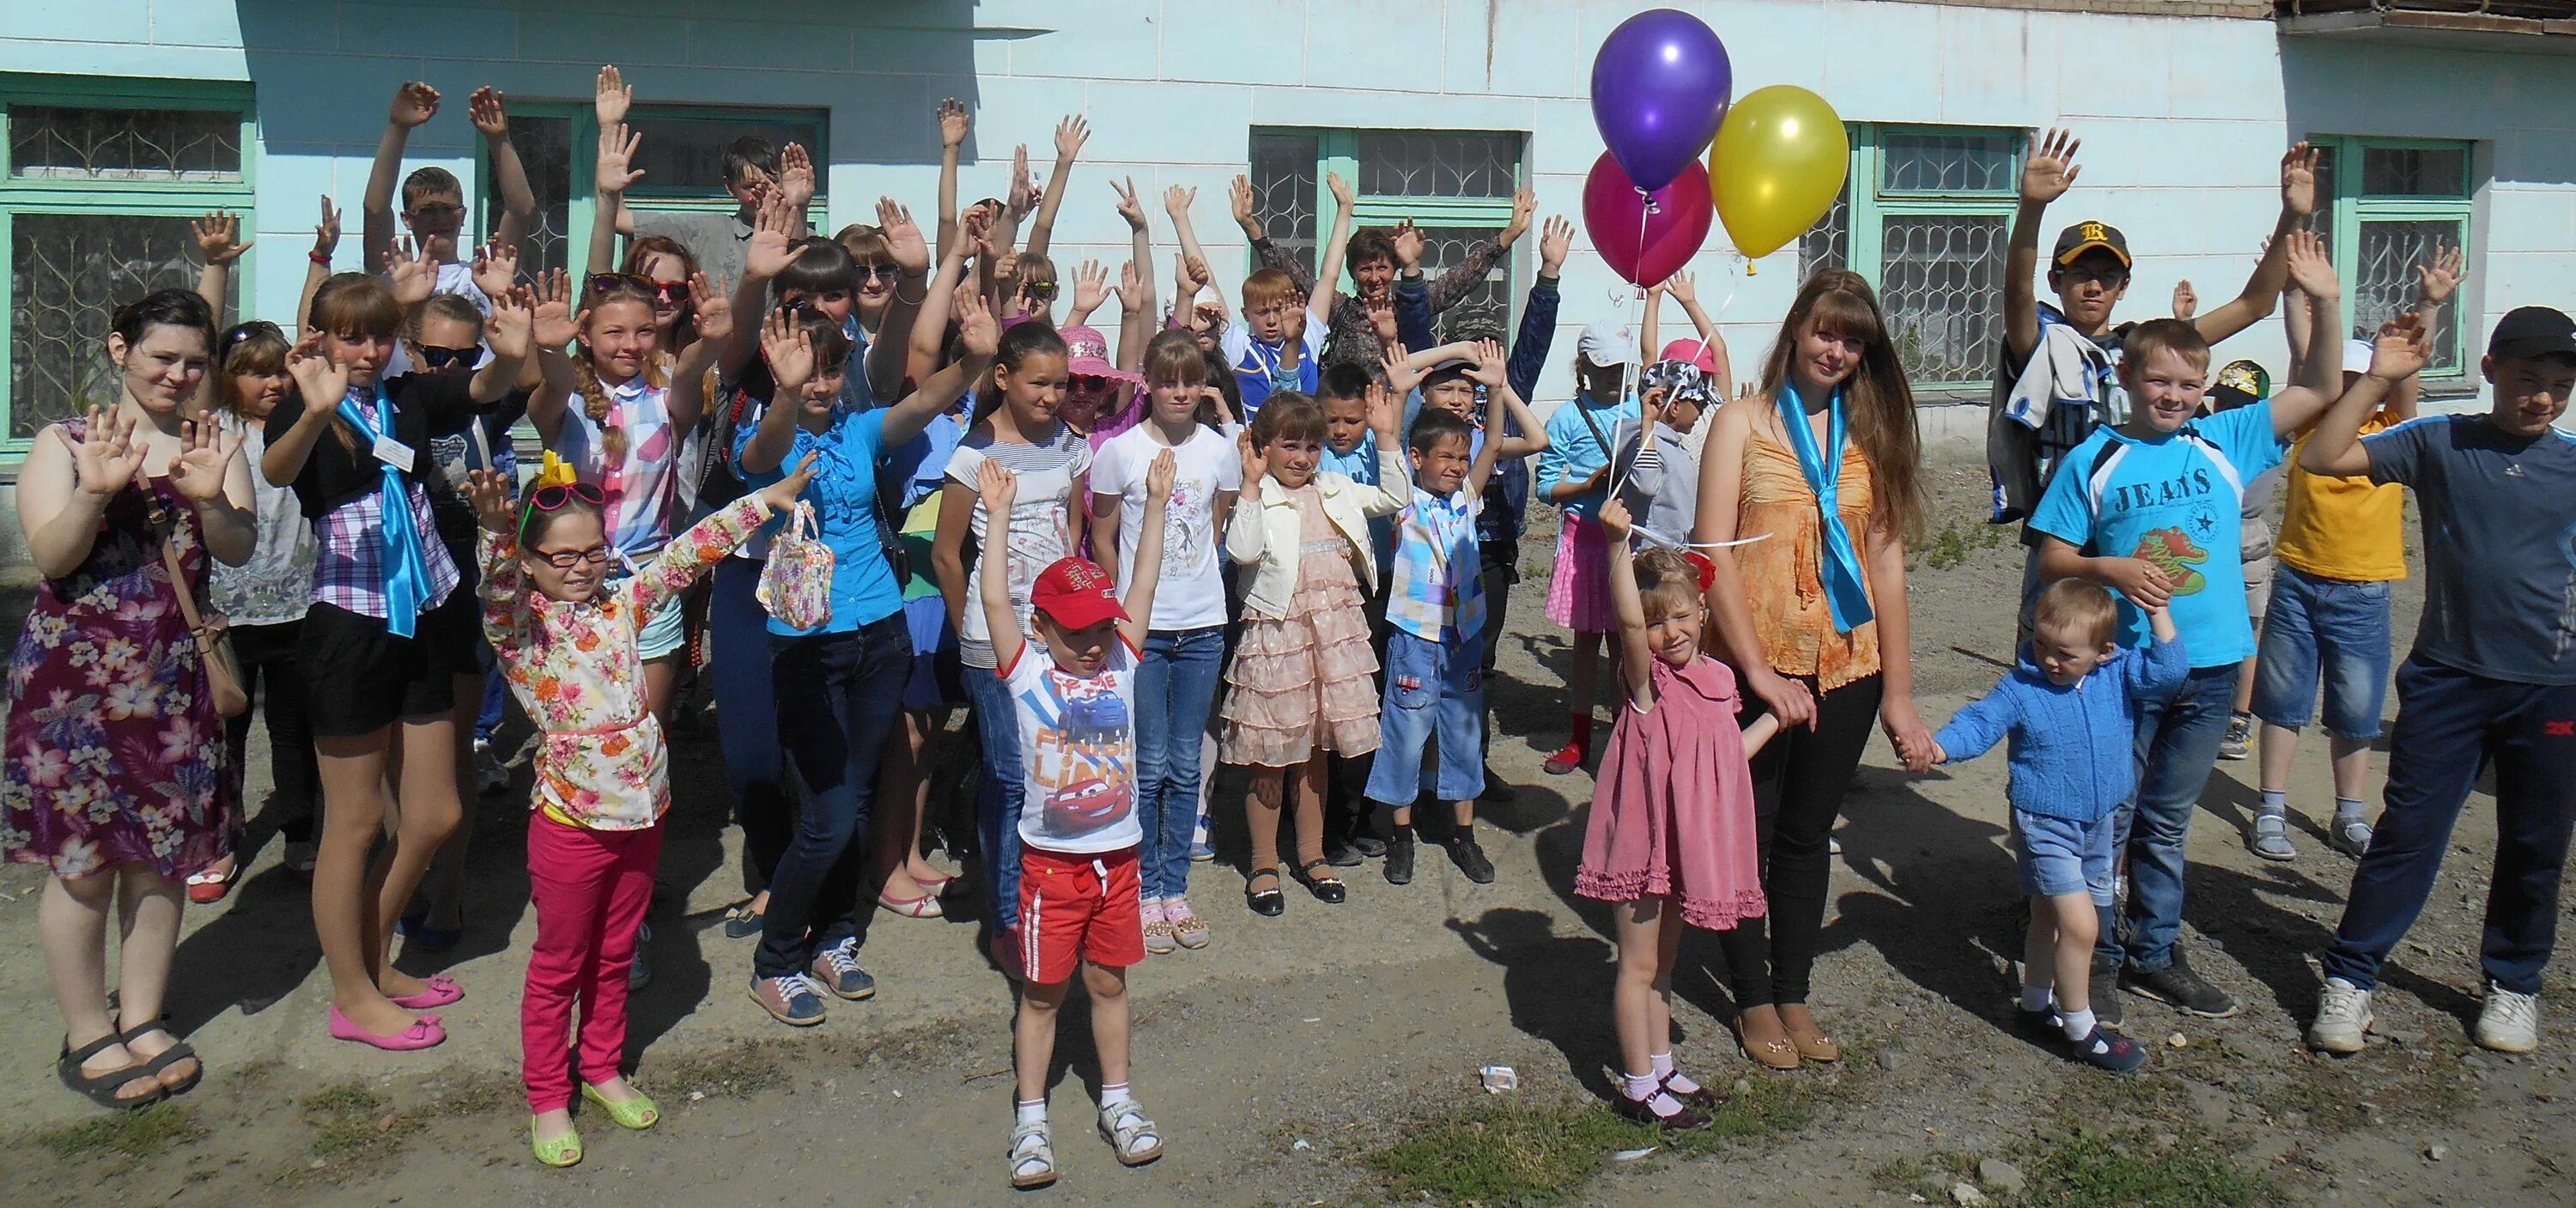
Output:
[2028, 232, 2345, 1024]
[2302, 307, 2576, 1056]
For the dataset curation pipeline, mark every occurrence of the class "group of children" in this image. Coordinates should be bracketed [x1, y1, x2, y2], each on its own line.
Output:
[18, 73, 2576, 1186]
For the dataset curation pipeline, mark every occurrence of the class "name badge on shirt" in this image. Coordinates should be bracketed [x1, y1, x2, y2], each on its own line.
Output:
[372, 434, 416, 472]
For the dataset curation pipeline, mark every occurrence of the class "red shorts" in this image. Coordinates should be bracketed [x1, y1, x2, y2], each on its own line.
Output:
[1018, 845, 1145, 983]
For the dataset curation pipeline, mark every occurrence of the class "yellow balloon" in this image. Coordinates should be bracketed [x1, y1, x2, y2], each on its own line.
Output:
[1708, 85, 1850, 261]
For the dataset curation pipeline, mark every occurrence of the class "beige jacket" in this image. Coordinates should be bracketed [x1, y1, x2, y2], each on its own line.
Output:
[1223, 445, 1411, 619]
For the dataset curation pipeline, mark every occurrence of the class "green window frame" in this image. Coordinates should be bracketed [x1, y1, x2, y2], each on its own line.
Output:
[0, 74, 255, 456]
[1800, 123, 2023, 392]
[2306, 135, 2476, 384]
[1245, 127, 1524, 339]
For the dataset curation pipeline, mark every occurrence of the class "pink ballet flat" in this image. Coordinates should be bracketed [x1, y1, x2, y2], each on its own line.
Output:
[328, 1005, 447, 1051]
[387, 974, 465, 1010]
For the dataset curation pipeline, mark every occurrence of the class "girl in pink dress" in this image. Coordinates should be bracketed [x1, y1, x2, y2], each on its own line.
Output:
[1576, 497, 1777, 1131]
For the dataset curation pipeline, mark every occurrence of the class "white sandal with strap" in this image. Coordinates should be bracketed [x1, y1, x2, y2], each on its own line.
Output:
[1008, 1119, 1057, 1188]
[1098, 1099, 1163, 1166]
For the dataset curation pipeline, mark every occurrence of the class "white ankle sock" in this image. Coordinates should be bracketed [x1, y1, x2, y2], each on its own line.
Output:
[2334, 797, 2367, 821]
[2021, 986, 2055, 1013]
[1622, 1071, 1660, 1101]
[1015, 1098, 1047, 1127]
[1649, 1051, 1700, 1095]
[1100, 1081, 1134, 1108]
[2060, 1007, 2098, 1041]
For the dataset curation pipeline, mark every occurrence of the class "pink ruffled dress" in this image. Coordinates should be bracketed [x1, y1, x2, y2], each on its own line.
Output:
[1219, 483, 1382, 768]
[1575, 655, 1766, 930]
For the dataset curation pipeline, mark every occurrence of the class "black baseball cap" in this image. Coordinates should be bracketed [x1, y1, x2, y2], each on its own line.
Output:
[2052, 220, 2131, 270]
[2487, 307, 2576, 362]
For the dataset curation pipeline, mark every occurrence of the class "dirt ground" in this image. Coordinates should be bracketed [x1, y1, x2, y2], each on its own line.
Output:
[3, 443, 2569, 1206]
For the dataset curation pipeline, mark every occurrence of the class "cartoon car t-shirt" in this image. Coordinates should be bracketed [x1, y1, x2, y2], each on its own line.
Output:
[2029, 401, 2284, 669]
[1004, 635, 1145, 854]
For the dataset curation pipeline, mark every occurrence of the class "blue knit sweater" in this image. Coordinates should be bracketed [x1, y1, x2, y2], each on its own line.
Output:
[1932, 635, 2189, 823]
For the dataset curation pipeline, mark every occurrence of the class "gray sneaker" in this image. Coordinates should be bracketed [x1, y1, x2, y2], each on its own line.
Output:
[2307, 976, 2372, 1053]
[2476, 982, 2540, 1053]
[2328, 812, 2372, 859]
[2218, 713, 2253, 761]
[2249, 810, 2296, 862]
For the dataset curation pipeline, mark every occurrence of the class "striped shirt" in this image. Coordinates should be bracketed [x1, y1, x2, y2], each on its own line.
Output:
[1385, 484, 1484, 643]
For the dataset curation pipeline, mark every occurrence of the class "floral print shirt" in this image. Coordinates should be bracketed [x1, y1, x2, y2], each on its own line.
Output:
[479, 496, 769, 831]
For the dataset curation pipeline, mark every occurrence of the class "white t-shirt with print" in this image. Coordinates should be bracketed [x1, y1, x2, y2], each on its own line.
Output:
[945, 423, 1093, 668]
[1089, 423, 1240, 631]
[1006, 637, 1144, 854]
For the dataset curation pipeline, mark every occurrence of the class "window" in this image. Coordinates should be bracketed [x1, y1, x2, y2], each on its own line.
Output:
[1246, 128, 1524, 342]
[1800, 124, 2020, 391]
[2306, 137, 2475, 380]
[1, 76, 252, 447]
[483, 105, 826, 283]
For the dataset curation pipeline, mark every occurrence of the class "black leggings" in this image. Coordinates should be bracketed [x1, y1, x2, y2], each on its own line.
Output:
[1716, 672, 1882, 1008]
[223, 619, 320, 844]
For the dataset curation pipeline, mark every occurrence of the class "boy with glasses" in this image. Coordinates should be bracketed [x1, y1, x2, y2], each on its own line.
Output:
[361, 81, 537, 318]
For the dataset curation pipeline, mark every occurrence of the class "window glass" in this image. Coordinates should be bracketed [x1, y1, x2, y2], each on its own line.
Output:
[9, 106, 240, 181]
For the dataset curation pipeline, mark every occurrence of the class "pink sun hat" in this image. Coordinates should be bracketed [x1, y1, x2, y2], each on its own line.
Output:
[1658, 337, 1721, 375]
[1060, 324, 1142, 385]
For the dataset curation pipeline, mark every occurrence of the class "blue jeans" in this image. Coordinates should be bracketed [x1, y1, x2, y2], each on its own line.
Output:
[477, 666, 505, 744]
[2101, 661, 2235, 974]
[2323, 658, 2576, 995]
[1364, 629, 1485, 804]
[2252, 564, 2393, 739]
[756, 616, 912, 979]
[713, 559, 793, 895]
[1135, 626, 1224, 901]
[962, 661, 1026, 932]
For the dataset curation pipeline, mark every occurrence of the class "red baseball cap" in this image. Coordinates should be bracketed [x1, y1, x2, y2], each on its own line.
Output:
[1030, 557, 1128, 630]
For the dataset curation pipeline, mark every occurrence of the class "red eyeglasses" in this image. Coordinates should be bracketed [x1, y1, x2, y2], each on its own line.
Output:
[589, 273, 690, 306]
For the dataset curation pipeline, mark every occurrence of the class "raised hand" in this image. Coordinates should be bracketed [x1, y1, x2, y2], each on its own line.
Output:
[1467, 338, 1509, 387]
[471, 236, 519, 299]
[529, 270, 582, 350]
[1070, 259, 1109, 316]
[690, 271, 733, 343]
[1504, 185, 1536, 246]
[69, 406, 147, 499]
[593, 65, 631, 127]
[2415, 245, 2467, 308]
[1381, 342, 1422, 398]
[1236, 427, 1268, 487]
[1053, 114, 1090, 162]
[759, 308, 816, 392]
[597, 122, 645, 194]
[2281, 229, 2339, 300]
[192, 211, 252, 264]
[385, 237, 434, 306]
[1117, 260, 1145, 314]
[777, 143, 817, 209]
[1364, 378, 1400, 436]
[1393, 219, 1426, 270]
[1229, 174, 1262, 238]
[485, 287, 535, 360]
[2280, 142, 2319, 218]
[1540, 215, 1573, 276]
[466, 86, 510, 137]
[876, 197, 930, 273]
[2170, 279, 2198, 321]
[2020, 127, 2081, 206]
[744, 194, 809, 280]
[1598, 494, 1634, 542]
[1145, 448, 1177, 501]
[1008, 144, 1036, 220]
[977, 458, 1018, 511]
[1326, 170, 1354, 210]
[389, 81, 440, 129]
[1111, 175, 1146, 232]
[937, 97, 969, 149]
[757, 452, 821, 514]
[1163, 184, 1196, 220]
[170, 416, 240, 503]
[956, 285, 999, 357]
[956, 203, 994, 259]
[1667, 270, 1698, 308]
[465, 468, 515, 534]
[284, 331, 348, 406]
[2368, 312, 2433, 383]
[313, 194, 342, 260]
[1175, 253, 1209, 297]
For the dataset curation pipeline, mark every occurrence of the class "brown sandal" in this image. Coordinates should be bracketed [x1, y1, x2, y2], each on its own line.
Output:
[1735, 1015, 1801, 1071]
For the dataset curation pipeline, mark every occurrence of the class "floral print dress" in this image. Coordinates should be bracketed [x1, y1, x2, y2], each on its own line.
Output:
[480, 496, 769, 830]
[3, 422, 235, 879]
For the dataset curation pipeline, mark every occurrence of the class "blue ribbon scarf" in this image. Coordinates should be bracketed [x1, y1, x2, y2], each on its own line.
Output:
[1774, 382, 1874, 634]
[337, 391, 433, 638]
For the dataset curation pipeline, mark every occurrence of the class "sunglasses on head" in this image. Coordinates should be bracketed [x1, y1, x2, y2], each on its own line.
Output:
[415, 343, 478, 371]
[1023, 281, 1059, 300]
[590, 273, 690, 306]
[518, 481, 607, 541]
[225, 319, 283, 345]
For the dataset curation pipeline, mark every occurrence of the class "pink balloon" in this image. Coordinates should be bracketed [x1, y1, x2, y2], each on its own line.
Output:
[1582, 151, 1712, 288]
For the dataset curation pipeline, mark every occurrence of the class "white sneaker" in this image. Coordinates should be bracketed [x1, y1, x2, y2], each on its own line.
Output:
[2476, 982, 2540, 1053]
[2307, 976, 2373, 1054]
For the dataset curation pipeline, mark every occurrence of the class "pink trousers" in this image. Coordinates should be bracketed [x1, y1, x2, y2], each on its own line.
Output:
[522, 811, 662, 1114]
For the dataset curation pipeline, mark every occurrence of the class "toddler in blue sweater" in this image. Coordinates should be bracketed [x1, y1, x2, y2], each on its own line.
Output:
[1918, 580, 2186, 1071]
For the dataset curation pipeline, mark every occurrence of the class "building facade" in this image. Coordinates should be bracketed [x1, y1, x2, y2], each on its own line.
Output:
[3, 0, 2574, 562]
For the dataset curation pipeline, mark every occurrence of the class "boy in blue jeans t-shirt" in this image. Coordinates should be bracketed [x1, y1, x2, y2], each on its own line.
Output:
[2027, 233, 2347, 1024]
[2302, 307, 2576, 1056]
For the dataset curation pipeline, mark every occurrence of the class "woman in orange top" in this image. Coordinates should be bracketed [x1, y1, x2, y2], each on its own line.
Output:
[1694, 270, 1932, 1069]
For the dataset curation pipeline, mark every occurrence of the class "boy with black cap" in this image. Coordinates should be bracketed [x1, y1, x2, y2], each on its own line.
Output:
[2303, 306, 2576, 1057]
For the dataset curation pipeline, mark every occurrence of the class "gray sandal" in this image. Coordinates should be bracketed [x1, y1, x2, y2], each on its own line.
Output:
[1098, 1099, 1163, 1166]
[1008, 1119, 1057, 1188]
[2249, 811, 2296, 862]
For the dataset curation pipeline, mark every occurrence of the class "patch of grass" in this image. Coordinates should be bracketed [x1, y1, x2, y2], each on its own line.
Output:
[2020, 1129, 2281, 1208]
[296, 1079, 421, 1165]
[299, 1083, 385, 1117]
[1917, 516, 2015, 572]
[416, 1070, 517, 1120]
[1360, 1079, 1826, 1205]
[33, 1102, 205, 1159]
[654, 1039, 791, 1100]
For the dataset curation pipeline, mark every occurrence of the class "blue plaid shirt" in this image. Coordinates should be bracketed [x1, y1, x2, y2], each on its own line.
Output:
[1384, 484, 1484, 643]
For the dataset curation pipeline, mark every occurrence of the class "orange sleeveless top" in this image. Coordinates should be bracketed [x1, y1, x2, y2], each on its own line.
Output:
[1735, 422, 1880, 691]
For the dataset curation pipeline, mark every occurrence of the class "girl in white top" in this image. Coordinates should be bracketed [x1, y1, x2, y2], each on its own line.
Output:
[1085, 331, 1241, 952]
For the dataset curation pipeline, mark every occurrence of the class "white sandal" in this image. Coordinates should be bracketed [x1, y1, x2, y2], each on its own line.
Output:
[1007, 1119, 1057, 1188]
[1098, 1099, 1163, 1166]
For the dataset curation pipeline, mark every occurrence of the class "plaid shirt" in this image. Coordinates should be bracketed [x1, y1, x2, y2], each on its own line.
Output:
[311, 392, 460, 621]
[1385, 484, 1484, 644]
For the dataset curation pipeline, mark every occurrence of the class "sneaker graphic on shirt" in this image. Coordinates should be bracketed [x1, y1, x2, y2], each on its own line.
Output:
[2133, 526, 2209, 596]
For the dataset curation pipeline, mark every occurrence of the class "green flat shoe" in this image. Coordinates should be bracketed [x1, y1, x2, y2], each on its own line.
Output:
[532, 1117, 583, 1168]
[581, 1082, 659, 1130]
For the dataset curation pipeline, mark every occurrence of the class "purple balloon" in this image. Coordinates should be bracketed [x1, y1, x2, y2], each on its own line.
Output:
[1583, 152, 1711, 288]
[1590, 9, 1733, 192]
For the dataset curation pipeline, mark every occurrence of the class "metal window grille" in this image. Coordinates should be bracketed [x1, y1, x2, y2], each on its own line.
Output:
[491, 114, 574, 283]
[9, 106, 240, 182]
[1801, 181, 1852, 279]
[9, 214, 226, 437]
[1248, 131, 1320, 273]
[2354, 219, 2464, 372]
[2313, 136, 2475, 378]
[1355, 132, 1518, 199]
[1410, 227, 1512, 342]
[1248, 128, 1522, 343]
[1795, 124, 2020, 391]
[1880, 215, 2009, 385]
[1879, 131, 2018, 194]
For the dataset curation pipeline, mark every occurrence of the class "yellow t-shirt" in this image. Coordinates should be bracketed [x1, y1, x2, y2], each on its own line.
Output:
[2274, 411, 2408, 582]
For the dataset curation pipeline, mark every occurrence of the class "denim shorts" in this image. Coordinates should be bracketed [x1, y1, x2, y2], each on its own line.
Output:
[2251, 563, 2392, 739]
[2013, 810, 2117, 907]
[1363, 628, 1485, 804]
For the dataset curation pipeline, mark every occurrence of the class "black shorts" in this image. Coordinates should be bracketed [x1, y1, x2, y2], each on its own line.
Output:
[299, 592, 478, 738]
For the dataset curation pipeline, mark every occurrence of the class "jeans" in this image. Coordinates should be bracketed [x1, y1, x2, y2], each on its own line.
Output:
[477, 665, 506, 745]
[2104, 662, 2236, 974]
[1477, 537, 1517, 760]
[756, 617, 912, 979]
[962, 660, 1027, 932]
[712, 559, 793, 896]
[1134, 626, 1225, 901]
[222, 619, 319, 842]
[1364, 629, 1485, 804]
[1718, 673, 1883, 1007]
[2252, 565, 2394, 739]
[2322, 658, 2576, 995]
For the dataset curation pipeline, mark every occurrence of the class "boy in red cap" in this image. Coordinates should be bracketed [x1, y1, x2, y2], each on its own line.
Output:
[975, 449, 1177, 1190]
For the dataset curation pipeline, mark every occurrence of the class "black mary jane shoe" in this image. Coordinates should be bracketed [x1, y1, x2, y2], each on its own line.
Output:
[1245, 868, 1285, 917]
[1291, 859, 1347, 905]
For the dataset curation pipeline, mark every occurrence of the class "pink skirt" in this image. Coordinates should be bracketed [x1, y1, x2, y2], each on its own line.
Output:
[1576, 657, 1767, 931]
[1544, 516, 1615, 634]
[1220, 549, 1382, 768]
